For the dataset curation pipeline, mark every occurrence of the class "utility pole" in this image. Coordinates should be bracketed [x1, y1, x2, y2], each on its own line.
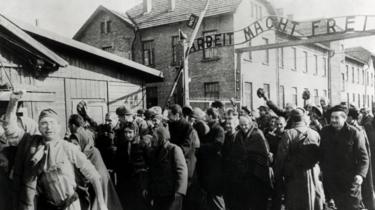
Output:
[182, 37, 189, 106]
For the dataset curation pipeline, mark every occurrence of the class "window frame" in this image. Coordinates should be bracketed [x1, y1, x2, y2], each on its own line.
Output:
[202, 30, 219, 60]
[142, 40, 155, 67]
[204, 82, 220, 99]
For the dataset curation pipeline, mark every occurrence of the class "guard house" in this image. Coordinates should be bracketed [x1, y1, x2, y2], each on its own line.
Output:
[0, 14, 163, 132]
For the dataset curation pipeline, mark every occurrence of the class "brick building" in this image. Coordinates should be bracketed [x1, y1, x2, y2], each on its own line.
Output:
[74, 0, 375, 110]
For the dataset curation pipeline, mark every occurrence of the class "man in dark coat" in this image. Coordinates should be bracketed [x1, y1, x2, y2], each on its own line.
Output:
[364, 114, 375, 195]
[196, 108, 226, 210]
[95, 112, 119, 170]
[222, 115, 272, 210]
[320, 105, 369, 210]
[114, 122, 149, 210]
[274, 109, 324, 210]
[347, 107, 375, 210]
[147, 127, 188, 210]
[168, 104, 197, 185]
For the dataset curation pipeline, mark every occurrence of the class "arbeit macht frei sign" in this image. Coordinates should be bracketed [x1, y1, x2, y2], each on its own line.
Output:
[188, 15, 375, 53]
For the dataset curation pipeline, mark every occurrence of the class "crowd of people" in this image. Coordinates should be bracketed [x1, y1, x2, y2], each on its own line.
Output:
[1, 89, 375, 210]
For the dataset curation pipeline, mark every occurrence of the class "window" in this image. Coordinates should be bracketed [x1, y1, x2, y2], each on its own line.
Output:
[262, 38, 269, 65]
[358, 94, 360, 107]
[322, 57, 327, 77]
[263, 83, 270, 99]
[347, 93, 350, 106]
[142, 40, 155, 66]
[244, 82, 253, 110]
[314, 55, 318, 75]
[259, 5, 263, 19]
[346, 65, 349, 81]
[204, 82, 220, 99]
[100, 22, 105, 34]
[292, 47, 297, 70]
[352, 67, 355, 83]
[323, 90, 328, 97]
[353, 93, 355, 102]
[303, 51, 308, 73]
[363, 94, 366, 107]
[203, 30, 218, 60]
[251, 2, 255, 17]
[368, 95, 370, 107]
[341, 73, 345, 91]
[100, 20, 112, 34]
[146, 87, 158, 108]
[279, 85, 285, 108]
[106, 20, 112, 33]
[253, 4, 262, 19]
[248, 41, 252, 61]
[314, 89, 319, 105]
[279, 48, 284, 68]
[292, 87, 298, 106]
[102, 46, 113, 52]
[362, 70, 365, 85]
[357, 68, 360, 84]
[171, 36, 179, 65]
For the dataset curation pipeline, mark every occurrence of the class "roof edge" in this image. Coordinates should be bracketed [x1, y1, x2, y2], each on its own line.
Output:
[0, 14, 68, 67]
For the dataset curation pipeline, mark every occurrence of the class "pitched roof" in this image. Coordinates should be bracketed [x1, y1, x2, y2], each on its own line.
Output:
[73, 5, 135, 40]
[11, 18, 163, 81]
[126, 0, 276, 29]
[0, 14, 68, 67]
[345, 47, 373, 64]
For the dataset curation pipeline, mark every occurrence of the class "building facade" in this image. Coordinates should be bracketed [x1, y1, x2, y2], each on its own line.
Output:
[341, 47, 375, 109]
[75, 0, 375, 110]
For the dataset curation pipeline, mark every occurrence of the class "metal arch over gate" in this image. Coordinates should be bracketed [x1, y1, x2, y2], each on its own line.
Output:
[186, 15, 375, 53]
[167, 11, 375, 107]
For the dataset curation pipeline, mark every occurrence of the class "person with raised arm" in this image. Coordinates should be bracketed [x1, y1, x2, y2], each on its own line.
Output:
[5, 91, 107, 210]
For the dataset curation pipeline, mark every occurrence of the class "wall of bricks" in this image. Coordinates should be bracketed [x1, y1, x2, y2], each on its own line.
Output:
[135, 14, 236, 107]
[75, 10, 135, 59]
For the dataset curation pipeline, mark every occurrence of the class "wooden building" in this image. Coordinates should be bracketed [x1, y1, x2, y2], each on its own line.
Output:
[0, 14, 163, 132]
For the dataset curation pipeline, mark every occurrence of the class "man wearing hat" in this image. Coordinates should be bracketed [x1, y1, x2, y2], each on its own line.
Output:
[274, 108, 324, 210]
[320, 105, 369, 210]
[116, 105, 149, 137]
[360, 108, 374, 127]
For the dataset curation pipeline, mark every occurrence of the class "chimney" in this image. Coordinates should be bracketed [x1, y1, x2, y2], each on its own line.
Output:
[276, 8, 283, 16]
[168, 0, 176, 11]
[287, 14, 294, 20]
[143, 0, 152, 13]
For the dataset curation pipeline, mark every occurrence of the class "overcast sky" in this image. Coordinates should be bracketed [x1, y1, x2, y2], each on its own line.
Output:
[0, 0, 375, 52]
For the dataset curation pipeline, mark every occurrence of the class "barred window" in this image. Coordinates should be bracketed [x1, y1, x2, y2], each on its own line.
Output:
[204, 82, 220, 99]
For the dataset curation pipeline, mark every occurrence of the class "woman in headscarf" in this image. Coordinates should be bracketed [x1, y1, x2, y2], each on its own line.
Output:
[4, 91, 108, 210]
[68, 114, 123, 210]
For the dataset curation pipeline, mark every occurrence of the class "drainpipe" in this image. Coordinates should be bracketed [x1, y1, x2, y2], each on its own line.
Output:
[125, 12, 139, 61]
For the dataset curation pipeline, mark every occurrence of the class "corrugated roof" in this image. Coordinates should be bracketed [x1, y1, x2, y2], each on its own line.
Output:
[11, 18, 163, 80]
[126, 0, 243, 29]
[0, 14, 68, 67]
